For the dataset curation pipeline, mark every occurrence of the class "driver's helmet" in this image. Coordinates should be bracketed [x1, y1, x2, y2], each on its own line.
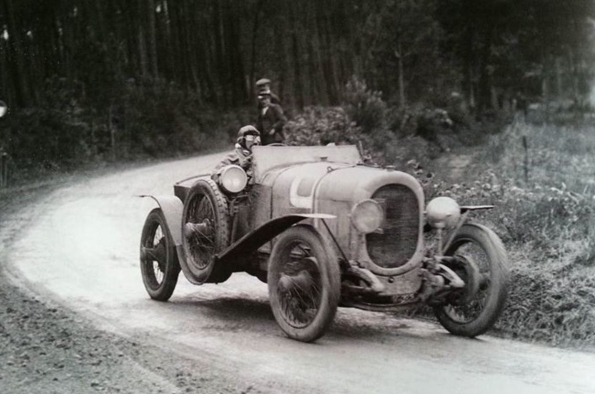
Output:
[237, 125, 261, 151]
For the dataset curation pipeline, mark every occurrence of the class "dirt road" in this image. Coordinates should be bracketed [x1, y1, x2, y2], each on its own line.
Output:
[3, 152, 595, 394]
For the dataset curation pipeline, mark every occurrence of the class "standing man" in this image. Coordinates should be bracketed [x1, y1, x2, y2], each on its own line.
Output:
[256, 91, 287, 145]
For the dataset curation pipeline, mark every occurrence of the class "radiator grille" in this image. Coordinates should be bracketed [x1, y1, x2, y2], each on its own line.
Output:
[366, 185, 419, 268]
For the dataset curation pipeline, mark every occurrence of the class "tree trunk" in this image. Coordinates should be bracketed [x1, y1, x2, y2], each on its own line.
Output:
[249, 0, 263, 99]
[138, 25, 148, 77]
[213, 0, 227, 108]
[478, 21, 494, 112]
[147, 0, 159, 77]
[289, 2, 304, 110]
[3, 0, 30, 107]
[396, 39, 406, 110]
[555, 56, 563, 98]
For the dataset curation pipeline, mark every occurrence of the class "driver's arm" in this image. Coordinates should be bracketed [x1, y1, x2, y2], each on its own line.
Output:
[211, 152, 239, 182]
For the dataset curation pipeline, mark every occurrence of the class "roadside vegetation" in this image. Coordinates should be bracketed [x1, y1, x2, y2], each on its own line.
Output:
[456, 120, 595, 346]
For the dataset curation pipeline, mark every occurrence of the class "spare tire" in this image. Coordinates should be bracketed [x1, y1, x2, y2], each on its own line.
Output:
[181, 178, 232, 284]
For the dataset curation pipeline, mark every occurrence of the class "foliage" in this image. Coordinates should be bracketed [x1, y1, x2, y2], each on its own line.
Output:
[342, 77, 387, 134]
[284, 106, 363, 146]
[1, 0, 594, 115]
[0, 79, 252, 183]
[430, 120, 595, 345]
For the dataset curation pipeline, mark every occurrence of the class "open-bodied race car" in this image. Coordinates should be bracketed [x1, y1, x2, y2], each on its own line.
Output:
[139, 145, 509, 342]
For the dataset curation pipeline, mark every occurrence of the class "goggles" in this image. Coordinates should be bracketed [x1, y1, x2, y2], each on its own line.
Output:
[244, 135, 260, 146]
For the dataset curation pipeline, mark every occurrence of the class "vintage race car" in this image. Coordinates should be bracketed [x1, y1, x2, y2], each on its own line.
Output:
[140, 145, 509, 342]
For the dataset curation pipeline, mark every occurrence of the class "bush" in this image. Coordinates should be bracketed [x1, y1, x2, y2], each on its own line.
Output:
[343, 77, 387, 133]
[284, 106, 363, 146]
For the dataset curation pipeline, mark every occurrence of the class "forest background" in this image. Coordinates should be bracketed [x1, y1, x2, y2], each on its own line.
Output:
[0, 0, 593, 170]
[1, 0, 595, 345]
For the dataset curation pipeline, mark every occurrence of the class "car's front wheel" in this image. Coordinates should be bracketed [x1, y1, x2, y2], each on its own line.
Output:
[140, 208, 180, 301]
[267, 225, 341, 342]
[433, 223, 509, 337]
[181, 179, 231, 284]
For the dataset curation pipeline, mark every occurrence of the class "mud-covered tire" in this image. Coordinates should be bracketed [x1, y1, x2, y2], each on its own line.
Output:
[181, 178, 231, 284]
[140, 208, 180, 301]
[433, 223, 509, 337]
[268, 225, 341, 342]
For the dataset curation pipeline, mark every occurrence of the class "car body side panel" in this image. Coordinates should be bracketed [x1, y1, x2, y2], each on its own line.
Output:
[271, 162, 353, 216]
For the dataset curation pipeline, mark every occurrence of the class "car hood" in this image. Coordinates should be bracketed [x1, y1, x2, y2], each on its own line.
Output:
[261, 162, 424, 215]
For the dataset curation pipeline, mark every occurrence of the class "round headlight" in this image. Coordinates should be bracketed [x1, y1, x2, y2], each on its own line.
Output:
[219, 165, 248, 193]
[351, 199, 384, 234]
[426, 197, 461, 229]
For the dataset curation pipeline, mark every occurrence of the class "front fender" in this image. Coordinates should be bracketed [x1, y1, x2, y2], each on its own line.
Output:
[140, 195, 183, 245]
[140, 195, 183, 244]
[140, 195, 204, 283]
[216, 213, 335, 264]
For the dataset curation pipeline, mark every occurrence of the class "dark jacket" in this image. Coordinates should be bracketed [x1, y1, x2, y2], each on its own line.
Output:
[257, 103, 287, 145]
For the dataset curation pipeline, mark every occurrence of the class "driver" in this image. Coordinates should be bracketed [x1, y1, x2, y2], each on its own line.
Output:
[211, 125, 261, 184]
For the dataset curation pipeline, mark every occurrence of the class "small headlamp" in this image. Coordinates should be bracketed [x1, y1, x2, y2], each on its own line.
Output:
[426, 197, 461, 229]
[219, 165, 248, 194]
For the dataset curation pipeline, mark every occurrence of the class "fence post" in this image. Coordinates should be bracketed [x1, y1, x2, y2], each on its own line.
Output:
[522, 135, 529, 184]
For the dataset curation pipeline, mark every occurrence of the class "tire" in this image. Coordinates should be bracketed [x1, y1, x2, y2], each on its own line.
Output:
[267, 225, 341, 342]
[181, 178, 231, 284]
[433, 223, 509, 337]
[140, 208, 180, 301]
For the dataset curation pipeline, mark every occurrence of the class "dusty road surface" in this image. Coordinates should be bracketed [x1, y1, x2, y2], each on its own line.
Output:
[3, 152, 595, 394]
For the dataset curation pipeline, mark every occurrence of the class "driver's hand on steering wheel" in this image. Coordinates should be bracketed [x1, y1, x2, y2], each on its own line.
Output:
[268, 129, 275, 136]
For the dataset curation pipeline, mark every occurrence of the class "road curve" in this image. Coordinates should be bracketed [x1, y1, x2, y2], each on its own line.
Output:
[5, 152, 595, 394]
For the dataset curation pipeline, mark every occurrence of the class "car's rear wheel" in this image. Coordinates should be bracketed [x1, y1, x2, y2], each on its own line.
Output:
[433, 223, 509, 337]
[268, 225, 340, 342]
[182, 179, 232, 284]
[140, 208, 180, 301]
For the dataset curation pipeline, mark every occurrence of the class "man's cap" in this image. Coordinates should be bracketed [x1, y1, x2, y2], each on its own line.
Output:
[255, 78, 271, 87]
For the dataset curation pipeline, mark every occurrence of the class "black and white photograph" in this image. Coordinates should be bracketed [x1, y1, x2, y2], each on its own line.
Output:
[1, 1, 594, 393]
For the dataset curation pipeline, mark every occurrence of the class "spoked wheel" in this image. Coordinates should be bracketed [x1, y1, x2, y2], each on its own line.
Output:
[182, 179, 231, 284]
[268, 225, 340, 342]
[433, 223, 509, 337]
[140, 208, 180, 301]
